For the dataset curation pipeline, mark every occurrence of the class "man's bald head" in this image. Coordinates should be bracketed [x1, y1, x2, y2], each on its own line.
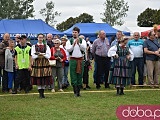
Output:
[3, 33, 10, 41]
[99, 30, 106, 40]
[133, 32, 140, 40]
[47, 33, 53, 41]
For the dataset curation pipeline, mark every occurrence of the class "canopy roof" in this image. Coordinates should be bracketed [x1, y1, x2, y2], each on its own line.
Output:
[63, 23, 130, 36]
[0, 19, 63, 38]
[141, 25, 160, 37]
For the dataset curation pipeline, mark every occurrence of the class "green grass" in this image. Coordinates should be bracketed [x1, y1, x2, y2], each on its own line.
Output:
[0, 62, 160, 120]
[0, 90, 160, 120]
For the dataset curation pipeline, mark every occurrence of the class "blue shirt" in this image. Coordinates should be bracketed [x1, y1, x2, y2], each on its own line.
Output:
[128, 39, 144, 58]
[143, 39, 160, 61]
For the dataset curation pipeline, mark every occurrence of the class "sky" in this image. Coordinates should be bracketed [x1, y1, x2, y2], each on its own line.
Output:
[33, 0, 160, 27]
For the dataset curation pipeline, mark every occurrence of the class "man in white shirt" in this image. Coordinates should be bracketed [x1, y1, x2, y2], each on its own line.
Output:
[66, 27, 87, 97]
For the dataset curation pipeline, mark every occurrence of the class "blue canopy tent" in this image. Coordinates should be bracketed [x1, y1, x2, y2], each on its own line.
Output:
[0, 19, 63, 44]
[63, 23, 130, 41]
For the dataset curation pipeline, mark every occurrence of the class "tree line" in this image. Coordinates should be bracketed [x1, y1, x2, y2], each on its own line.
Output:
[0, 0, 159, 31]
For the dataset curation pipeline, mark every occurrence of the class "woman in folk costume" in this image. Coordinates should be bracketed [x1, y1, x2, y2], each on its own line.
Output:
[31, 33, 53, 98]
[108, 37, 134, 95]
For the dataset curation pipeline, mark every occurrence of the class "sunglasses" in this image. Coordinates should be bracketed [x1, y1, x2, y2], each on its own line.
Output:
[54, 43, 59, 44]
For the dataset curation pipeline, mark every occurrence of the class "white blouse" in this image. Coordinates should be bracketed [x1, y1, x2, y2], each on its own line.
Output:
[108, 44, 134, 61]
[31, 43, 51, 59]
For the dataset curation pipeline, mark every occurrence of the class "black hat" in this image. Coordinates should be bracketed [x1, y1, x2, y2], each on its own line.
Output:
[21, 35, 27, 39]
[18, 35, 27, 39]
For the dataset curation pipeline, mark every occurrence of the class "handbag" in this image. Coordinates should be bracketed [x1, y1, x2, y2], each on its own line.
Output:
[49, 60, 56, 66]
[65, 60, 69, 66]
[49, 48, 57, 66]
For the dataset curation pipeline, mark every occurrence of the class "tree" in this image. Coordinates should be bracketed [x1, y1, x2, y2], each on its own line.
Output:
[14, 0, 35, 19]
[75, 13, 94, 23]
[39, 1, 61, 25]
[101, 0, 129, 26]
[56, 13, 94, 31]
[56, 17, 76, 31]
[0, 0, 34, 19]
[137, 8, 160, 27]
[153, 9, 160, 25]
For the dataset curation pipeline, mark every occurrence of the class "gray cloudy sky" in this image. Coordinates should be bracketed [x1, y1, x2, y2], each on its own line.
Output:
[33, 0, 160, 27]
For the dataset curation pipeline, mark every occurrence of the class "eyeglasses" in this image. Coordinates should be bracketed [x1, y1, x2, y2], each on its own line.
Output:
[54, 43, 59, 44]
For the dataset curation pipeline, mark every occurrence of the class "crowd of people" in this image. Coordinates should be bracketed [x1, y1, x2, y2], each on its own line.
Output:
[0, 27, 160, 98]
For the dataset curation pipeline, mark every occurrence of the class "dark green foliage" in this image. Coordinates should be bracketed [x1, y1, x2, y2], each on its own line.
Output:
[0, 0, 34, 19]
[56, 13, 94, 31]
[137, 8, 160, 27]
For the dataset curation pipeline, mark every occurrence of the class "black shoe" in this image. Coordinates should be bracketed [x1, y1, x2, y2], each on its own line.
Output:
[12, 90, 17, 94]
[120, 88, 125, 95]
[86, 86, 91, 89]
[96, 86, 101, 89]
[105, 84, 110, 88]
[83, 88, 87, 90]
[116, 87, 120, 95]
[119, 92, 125, 95]
[25, 90, 29, 94]
[42, 89, 45, 98]
[62, 85, 67, 89]
[38, 89, 45, 99]
[77, 86, 81, 97]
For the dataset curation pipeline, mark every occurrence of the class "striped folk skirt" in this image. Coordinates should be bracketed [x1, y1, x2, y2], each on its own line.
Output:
[31, 58, 53, 85]
[108, 56, 131, 86]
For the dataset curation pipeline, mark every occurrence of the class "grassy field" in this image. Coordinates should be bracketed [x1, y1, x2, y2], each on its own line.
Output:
[0, 63, 160, 120]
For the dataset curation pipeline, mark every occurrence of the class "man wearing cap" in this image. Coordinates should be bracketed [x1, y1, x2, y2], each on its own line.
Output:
[66, 27, 87, 97]
[0, 33, 10, 92]
[60, 35, 70, 89]
[12, 35, 32, 94]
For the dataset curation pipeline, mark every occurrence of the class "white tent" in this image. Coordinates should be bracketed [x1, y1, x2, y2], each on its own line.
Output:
[113, 26, 152, 36]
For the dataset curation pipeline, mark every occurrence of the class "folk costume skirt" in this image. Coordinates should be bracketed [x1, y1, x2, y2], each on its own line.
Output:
[31, 58, 53, 85]
[108, 56, 131, 86]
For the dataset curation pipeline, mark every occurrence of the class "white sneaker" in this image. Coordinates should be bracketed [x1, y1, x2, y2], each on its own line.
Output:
[143, 82, 147, 85]
[58, 89, 64, 92]
[51, 89, 55, 92]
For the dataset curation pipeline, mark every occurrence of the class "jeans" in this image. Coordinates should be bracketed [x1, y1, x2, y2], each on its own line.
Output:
[131, 58, 144, 85]
[8, 72, 14, 89]
[62, 66, 69, 85]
